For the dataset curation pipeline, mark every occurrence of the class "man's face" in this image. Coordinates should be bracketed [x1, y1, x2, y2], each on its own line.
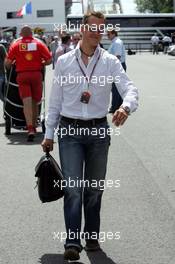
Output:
[82, 16, 105, 47]
[107, 31, 114, 40]
[72, 34, 81, 45]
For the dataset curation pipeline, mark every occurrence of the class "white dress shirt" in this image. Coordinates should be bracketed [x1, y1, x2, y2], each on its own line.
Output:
[162, 36, 172, 43]
[151, 36, 159, 44]
[55, 43, 72, 64]
[45, 44, 138, 139]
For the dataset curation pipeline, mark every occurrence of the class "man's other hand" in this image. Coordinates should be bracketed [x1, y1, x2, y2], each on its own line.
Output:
[112, 108, 128, 127]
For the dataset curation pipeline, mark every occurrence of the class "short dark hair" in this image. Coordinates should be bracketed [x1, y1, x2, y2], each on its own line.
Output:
[61, 34, 71, 44]
[109, 29, 118, 36]
[20, 25, 32, 37]
[82, 11, 105, 25]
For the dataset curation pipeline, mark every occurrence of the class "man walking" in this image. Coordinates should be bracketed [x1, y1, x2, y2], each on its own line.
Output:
[5, 25, 52, 141]
[162, 34, 172, 54]
[107, 29, 126, 113]
[42, 11, 138, 261]
[50, 36, 60, 69]
[71, 32, 82, 49]
[151, 33, 159, 55]
[55, 33, 72, 61]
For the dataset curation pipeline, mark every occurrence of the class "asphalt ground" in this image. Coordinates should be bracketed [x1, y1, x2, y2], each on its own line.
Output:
[0, 53, 175, 264]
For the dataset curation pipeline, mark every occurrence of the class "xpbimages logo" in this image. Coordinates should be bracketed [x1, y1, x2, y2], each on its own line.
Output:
[53, 178, 121, 191]
[54, 22, 121, 34]
[55, 126, 121, 139]
[53, 230, 121, 243]
[53, 74, 121, 87]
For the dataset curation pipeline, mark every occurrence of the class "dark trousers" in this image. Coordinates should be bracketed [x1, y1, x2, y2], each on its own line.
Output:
[58, 119, 110, 250]
[152, 44, 159, 54]
[109, 62, 126, 113]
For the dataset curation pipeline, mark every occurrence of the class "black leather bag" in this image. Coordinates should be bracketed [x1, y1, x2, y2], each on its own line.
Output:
[35, 151, 64, 203]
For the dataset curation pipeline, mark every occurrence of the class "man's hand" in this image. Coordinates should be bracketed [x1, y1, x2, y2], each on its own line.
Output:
[41, 138, 54, 152]
[42, 58, 52, 66]
[112, 108, 129, 127]
[4, 58, 13, 69]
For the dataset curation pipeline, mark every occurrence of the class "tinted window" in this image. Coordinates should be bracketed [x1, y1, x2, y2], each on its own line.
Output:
[7, 12, 23, 19]
[37, 10, 53, 17]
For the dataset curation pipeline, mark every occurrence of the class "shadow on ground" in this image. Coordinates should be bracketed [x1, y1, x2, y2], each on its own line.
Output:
[39, 249, 118, 264]
[39, 254, 84, 264]
[86, 250, 118, 264]
[5, 131, 44, 145]
[0, 122, 5, 127]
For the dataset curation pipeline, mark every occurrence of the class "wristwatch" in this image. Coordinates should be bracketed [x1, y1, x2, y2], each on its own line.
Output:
[120, 106, 130, 115]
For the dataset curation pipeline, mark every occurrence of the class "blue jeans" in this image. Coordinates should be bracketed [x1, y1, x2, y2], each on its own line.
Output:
[58, 119, 110, 250]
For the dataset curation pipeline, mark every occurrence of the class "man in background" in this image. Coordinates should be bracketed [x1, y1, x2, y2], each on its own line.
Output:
[55, 33, 72, 61]
[162, 34, 172, 54]
[5, 25, 52, 141]
[71, 32, 82, 49]
[151, 33, 159, 55]
[50, 36, 60, 69]
[107, 29, 126, 113]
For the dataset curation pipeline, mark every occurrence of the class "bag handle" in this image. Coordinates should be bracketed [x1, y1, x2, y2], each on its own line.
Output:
[46, 146, 50, 158]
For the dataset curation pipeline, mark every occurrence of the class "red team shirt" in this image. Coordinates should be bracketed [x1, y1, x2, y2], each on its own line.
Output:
[7, 36, 51, 72]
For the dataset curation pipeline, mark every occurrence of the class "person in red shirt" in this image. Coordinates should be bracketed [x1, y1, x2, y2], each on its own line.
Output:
[5, 25, 52, 141]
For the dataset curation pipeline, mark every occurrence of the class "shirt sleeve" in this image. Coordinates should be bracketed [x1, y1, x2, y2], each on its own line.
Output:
[111, 42, 123, 57]
[0, 45, 6, 60]
[55, 47, 64, 57]
[45, 60, 63, 139]
[111, 58, 139, 113]
[6, 43, 17, 61]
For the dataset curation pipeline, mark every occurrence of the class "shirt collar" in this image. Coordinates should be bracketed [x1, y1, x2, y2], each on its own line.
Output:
[112, 36, 118, 42]
[61, 43, 68, 48]
[75, 42, 101, 59]
[22, 36, 33, 40]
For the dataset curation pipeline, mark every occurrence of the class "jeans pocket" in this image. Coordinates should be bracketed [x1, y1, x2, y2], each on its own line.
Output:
[58, 120, 75, 139]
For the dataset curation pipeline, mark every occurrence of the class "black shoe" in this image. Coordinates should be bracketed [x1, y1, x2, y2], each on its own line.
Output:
[64, 246, 80, 261]
[27, 133, 35, 142]
[84, 239, 101, 251]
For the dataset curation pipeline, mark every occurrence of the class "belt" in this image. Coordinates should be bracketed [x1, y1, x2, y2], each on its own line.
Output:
[60, 116, 107, 127]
